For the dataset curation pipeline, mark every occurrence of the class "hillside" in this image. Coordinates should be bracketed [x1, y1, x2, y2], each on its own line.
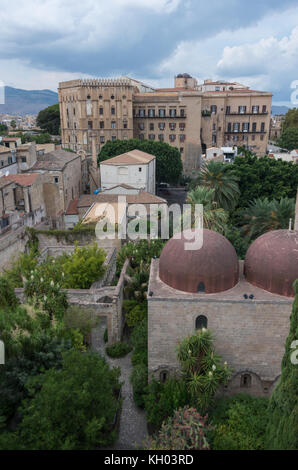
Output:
[0, 86, 58, 116]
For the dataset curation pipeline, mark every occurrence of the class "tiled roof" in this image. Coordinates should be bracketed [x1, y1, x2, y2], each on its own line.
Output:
[6, 173, 39, 187]
[101, 149, 155, 165]
[65, 197, 80, 215]
[31, 149, 79, 171]
[1, 137, 20, 142]
[78, 191, 166, 208]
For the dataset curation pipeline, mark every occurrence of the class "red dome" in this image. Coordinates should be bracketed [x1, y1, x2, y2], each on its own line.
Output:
[159, 229, 239, 293]
[244, 229, 298, 297]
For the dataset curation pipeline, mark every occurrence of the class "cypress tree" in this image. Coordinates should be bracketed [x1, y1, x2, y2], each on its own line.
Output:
[265, 279, 298, 449]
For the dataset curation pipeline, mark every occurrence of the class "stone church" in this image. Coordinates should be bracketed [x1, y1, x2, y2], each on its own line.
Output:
[148, 225, 298, 397]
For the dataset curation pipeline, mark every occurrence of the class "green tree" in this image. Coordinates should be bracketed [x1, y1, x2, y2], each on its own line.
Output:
[10, 120, 16, 129]
[280, 107, 298, 131]
[1, 350, 121, 450]
[176, 329, 230, 414]
[225, 154, 298, 210]
[36, 104, 60, 135]
[277, 127, 298, 151]
[186, 186, 228, 233]
[199, 161, 240, 211]
[238, 197, 295, 241]
[265, 280, 298, 450]
[98, 139, 183, 184]
[0, 124, 8, 135]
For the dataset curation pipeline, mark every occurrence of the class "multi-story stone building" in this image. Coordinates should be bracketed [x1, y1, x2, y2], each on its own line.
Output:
[59, 75, 272, 175]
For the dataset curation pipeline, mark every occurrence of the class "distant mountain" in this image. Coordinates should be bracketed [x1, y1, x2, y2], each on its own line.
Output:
[271, 105, 289, 116]
[0, 86, 58, 116]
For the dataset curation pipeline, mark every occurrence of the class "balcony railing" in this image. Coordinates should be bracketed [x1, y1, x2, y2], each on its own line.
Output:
[135, 114, 186, 119]
[225, 111, 269, 116]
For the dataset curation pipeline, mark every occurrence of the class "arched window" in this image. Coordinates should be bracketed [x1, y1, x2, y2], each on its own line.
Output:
[198, 282, 205, 293]
[196, 315, 207, 330]
[160, 370, 168, 384]
[240, 373, 252, 388]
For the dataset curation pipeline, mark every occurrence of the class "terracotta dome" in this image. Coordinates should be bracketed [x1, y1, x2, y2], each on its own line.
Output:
[159, 229, 239, 294]
[244, 229, 298, 297]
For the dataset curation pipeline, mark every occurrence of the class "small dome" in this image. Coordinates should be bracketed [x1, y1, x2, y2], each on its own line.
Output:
[159, 229, 239, 293]
[244, 229, 298, 297]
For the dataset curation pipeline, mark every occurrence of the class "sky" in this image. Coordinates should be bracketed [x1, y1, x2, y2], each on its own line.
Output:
[1, 0, 298, 105]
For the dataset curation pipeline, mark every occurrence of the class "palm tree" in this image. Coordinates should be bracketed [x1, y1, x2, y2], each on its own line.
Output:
[199, 161, 240, 211]
[186, 186, 228, 233]
[239, 197, 295, 240]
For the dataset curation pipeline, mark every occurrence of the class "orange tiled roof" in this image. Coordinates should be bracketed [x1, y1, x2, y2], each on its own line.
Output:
[6, 173, 39, 187]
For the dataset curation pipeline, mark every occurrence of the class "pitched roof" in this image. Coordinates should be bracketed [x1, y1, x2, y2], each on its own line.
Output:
[31, 149, 79, 171]
[105, 184, 138, 190]
[65, 197, 80, 215]
[101, 149, 155, 165]
[78, 191, 166, 209]
[6, 173, 39, 187]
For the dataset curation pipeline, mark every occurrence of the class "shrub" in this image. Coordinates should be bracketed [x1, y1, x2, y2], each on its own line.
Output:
[0, 277, 19, 310]
[209, 394, 269, 450]
[106, 341, 132, 358]
[147, 407, 212, 450]
[126, 304, 147, 328]
[144, 378, 190, 431]
[130, 364, 148, 408]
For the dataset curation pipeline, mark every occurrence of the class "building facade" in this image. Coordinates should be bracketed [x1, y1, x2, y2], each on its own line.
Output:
[59, 75, 272, 174]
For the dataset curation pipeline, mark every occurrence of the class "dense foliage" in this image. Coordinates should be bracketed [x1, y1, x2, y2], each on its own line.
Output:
[0, 350, 121, 450]
[277, 127, 298, 151]
[36, 103, 60, 135]
[98, 139, 183, 184]
[209, 394, 269, 450]
[106, 341, 132, 358]
[265, 280, 298, 450]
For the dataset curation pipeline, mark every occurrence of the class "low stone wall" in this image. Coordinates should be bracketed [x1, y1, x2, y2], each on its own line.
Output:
[0, 227, 27, 272]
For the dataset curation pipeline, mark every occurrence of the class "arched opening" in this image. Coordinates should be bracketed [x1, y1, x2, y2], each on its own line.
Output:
[160, 370, 168, 384]
[197, 282, 205, 293]
[195, 315, 208, 330]
[240, 373, 252, 388]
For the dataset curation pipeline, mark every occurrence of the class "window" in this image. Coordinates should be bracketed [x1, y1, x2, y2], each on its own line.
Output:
[169, 108, 177, 117]
[242, 122, 249, 132]
[159, 122, 165, 130]
[227, 122, 232, 132]
[262, 105, 267, 113]
[99, 95, 103, 99]
[180, 134, 186, 142]
[212, 135, 217, 145]
[233, 122, 240, 132]
[179, 123, 185, 130]
[88, 121, 93, 130]
[149, 134, 155, 140]
[226, 106, 231, 115]
[111, 107, 115, 115]
[111, 95, 115, 100]
[160, 371, 168, 384]
[252, 105, 259, 114]
[159, 109, 166, 117]
[139, 109, 145, 117]
[252, 135, 255, 141]
[180, 109, 185, 117]
[139, 167, 142, 172]
[252, 122, 257, 132]
[100, 121, 104, 129]
[260, 135, 264, 141]
[73, 108, 76, 115]
[54, 177, 59, 184]
[148, 109, 155, 118]
[240, 373, 252, 388]
[149, 123, 154, 131]
[99, 107, 103, 115]
[139, 123, 145, 130]
[139, 134, 145, 140]
[100, 136, 105, 144]
[212, 123, 216, 131]
[211, 105, 217, 114]
[158, 134, 164, 141]
[111, 135, 116, 141]
[180, 147, 184, 153]
[169, 134, 176, 141]
[239, 105, 246, 114]
[111, 121, 116, 129]
[261, 122, 265, 132]
[123, 122, 128, 129]
[195, 315, 207, 329]
[122, 95, 126, 99]
[87, 95, 91, 99]
[169, 123, 176, 130]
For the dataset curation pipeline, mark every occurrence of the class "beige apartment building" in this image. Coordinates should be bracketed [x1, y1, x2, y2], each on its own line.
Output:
[59, 75, 272, 175]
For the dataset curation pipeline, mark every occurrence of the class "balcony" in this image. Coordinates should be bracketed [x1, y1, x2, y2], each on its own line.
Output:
[225, 112, 269, 116]
[224, 130, 266, 134]
[135, 113, 186, 119]
[202, 110, 211, 117]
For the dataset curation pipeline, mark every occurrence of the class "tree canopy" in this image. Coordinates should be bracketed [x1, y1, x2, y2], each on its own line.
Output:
[281, 107, 298, 131]
[265, 280, 298, 450]
[98, 139, 183, 184]
[277, 127, 298, 151]
[36, 103, 60, 135]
